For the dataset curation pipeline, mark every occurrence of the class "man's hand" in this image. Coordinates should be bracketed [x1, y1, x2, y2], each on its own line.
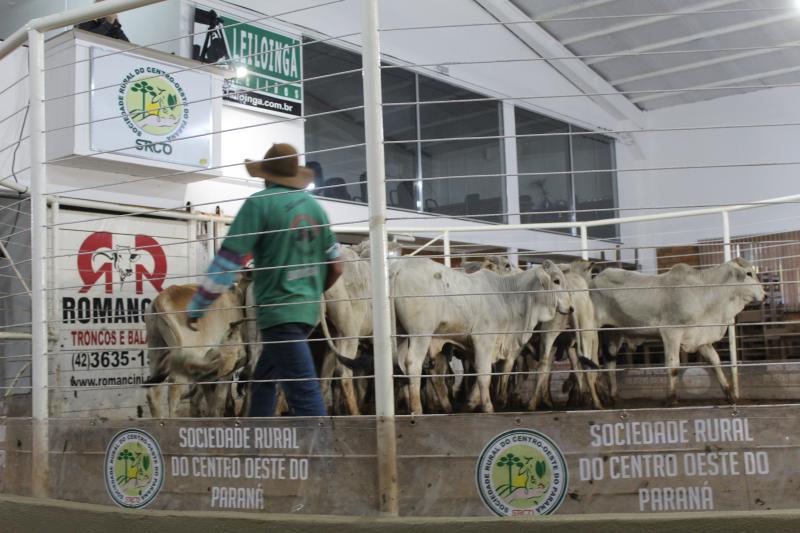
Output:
[187, 315, 200, 332]
[324, 257, 344, 291]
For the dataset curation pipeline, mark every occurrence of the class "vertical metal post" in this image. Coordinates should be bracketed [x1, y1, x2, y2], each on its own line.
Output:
[361, 0, 398, 516]
[722, 210, 739, 400]
[580, 224, 589, 261]
[28, 28, 49, 498]
[443, 230, 451, 267]
[501, 101, 520, 267]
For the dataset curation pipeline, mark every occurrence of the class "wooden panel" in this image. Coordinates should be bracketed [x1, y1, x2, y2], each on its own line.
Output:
[4, 405, 800, 516]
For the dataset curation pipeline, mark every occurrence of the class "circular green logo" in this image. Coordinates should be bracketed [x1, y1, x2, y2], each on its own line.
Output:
[476, 429, 568, 516]
[105, 429, 164, 509]
[120, 68, 188, 140]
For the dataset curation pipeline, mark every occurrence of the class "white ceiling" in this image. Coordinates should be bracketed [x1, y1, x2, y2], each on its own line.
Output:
[508, 0, 800, 110]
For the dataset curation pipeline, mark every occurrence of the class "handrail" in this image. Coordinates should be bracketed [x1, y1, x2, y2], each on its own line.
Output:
[332, 192, 800, 235]
[0, 0, 164, 62]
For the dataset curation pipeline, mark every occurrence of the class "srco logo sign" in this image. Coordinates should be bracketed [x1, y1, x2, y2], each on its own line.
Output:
[77, 232, 167, 295]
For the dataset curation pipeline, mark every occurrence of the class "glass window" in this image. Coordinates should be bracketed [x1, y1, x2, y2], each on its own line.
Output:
[303, 41, 365, 202]
[303, 43, 418, 207]
[418, 76, 505, 223]
[572, 130, 618, 239]
[382, 68, 417, 210]
[515, 108, 572, 233]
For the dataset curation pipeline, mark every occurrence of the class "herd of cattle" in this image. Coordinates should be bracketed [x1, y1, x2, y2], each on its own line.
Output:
[144, 241, 765, 418]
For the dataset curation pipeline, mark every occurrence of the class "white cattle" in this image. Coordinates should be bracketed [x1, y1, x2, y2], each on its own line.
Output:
[528, 262, 602, 411]
[145, 283, 248, 418]
[391, 258, 572, 414]
[589, 258, 764, 404]
[319, 241, 401, 415]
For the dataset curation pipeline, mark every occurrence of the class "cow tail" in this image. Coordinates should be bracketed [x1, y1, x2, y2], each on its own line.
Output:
[319, 299, 365, 371]
[390, 283, 404, 375]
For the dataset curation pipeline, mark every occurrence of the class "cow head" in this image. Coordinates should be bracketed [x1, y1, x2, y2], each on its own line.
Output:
[201, 319, 249, 380]
[78, 232, 166, 294]
[92, 247, 141, 289]
[481, 255, 520, 274]
[541, 260, 573, 315]
[564, 260, 599, 281]
[729, 257, 765, 304]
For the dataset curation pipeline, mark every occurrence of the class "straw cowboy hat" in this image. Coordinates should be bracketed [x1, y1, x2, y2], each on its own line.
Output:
[245, 143, 314, 189]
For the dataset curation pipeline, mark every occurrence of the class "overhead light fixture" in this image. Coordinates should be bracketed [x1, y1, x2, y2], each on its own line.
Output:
[235, 65, 249, 79]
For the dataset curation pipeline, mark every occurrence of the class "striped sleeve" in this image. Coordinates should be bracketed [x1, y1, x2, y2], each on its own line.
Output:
[186, 247, 244, 318]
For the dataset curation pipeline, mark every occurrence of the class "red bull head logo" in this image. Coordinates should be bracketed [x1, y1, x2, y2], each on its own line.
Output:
[78, 232, 167, 294]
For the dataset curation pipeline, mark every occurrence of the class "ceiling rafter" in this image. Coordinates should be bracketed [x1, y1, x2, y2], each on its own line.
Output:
[561, 0, 741, 46]
[474, 0, 643, 125]
[534, 0, 621, 21]
[586, 11, 799, 66]
[611, 39, 800, 86]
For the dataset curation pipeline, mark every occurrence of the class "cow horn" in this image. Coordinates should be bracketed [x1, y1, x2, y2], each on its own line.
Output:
[228, 318, 255, 329]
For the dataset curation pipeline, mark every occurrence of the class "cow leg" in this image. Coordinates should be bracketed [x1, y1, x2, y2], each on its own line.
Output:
[605, 335, 624, 405]
[581, 330, 604, 409]
[334, 337, 362, 416]
[662, 332, 682, 406]
[405, 336, 432, 415]
[472, 336, 497, 414]
[146, 384, 163, 418]
[529, 332, 558, 411]
[168, 377, 188, 418]
[568, 347, 604, 410]
[697, 344, 734, 403]
[338, 365, 361, 416]
[494, 357, 517, 410]
[319, 351, 336, 411]
[202, 383, 225, 417]
[430, 352, 453, 414]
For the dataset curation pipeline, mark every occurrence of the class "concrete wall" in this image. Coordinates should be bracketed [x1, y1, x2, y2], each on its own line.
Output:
[617, 84, 800, 271]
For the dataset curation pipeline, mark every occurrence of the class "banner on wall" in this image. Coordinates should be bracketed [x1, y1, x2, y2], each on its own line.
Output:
[193, 7, 303, 116]
[89, 47, 214, 168]
[4, 407, 799, 515]
[52, 209, 191, 418]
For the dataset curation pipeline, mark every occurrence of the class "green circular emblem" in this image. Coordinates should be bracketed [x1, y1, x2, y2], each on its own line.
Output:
[476, 429, 568, 516]
[104, 429, 164, 509]
[119, 68, 189, 140]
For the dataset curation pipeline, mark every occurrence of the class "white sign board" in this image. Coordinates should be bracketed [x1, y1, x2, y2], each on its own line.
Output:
[52, 209, 191, 417]
[90, 46, 214, 168]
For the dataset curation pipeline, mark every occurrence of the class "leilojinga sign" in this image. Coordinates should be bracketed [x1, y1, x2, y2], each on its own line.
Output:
[219, 15, 303, 116]
[90, 47, 214, 168]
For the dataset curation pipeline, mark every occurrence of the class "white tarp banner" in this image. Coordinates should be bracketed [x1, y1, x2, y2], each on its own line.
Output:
[90, 46, 213, 168]
[52, 209, 191, 417]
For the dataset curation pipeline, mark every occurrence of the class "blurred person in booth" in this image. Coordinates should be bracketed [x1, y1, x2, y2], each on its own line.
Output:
[186, 143, 343, 417]
[76, 0, 130, 42]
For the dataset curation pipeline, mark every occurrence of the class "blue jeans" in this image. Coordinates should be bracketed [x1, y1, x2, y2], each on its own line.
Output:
[248, 323, 327, 417]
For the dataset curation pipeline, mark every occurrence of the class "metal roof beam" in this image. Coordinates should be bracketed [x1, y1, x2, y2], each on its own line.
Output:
[611, 39, 800, 86]
[587, 12, 799, 66]
[474, 0, 643, 125]
[631, 64, 800, 105]
[562, 0, 740, 46]
[534, 0, 621, 20]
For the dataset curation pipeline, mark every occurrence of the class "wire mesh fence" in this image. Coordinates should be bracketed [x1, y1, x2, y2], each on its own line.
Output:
[0, 0, 799, 517]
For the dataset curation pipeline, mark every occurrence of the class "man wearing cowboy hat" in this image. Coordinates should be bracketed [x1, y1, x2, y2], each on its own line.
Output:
[187, 143, 343, 417]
